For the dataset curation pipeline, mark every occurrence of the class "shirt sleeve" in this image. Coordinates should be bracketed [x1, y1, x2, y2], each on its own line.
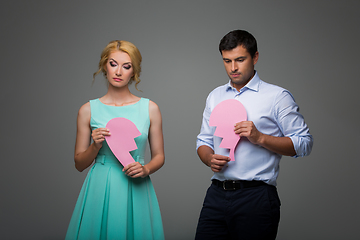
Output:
[274, 90, 313, 158]
[196, 94, 215, 150]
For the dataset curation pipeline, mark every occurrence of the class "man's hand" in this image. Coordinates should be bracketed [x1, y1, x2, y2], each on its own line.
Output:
[210, 154, 231, 172]
[234, 121, 264, 145]
[197, 145, 231, 172]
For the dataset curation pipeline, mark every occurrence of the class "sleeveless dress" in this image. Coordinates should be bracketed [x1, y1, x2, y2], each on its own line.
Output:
[65, 98, 165, 240]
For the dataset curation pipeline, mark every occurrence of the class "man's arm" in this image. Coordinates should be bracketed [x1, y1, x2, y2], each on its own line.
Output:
[234, 89, 313, 157]
[234, 121, 296, 156]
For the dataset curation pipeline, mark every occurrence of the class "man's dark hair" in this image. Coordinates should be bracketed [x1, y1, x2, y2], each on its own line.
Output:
[219, 30, 258, 58]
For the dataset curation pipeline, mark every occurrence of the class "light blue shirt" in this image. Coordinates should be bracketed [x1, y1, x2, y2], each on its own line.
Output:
[196, 72, 313, 186]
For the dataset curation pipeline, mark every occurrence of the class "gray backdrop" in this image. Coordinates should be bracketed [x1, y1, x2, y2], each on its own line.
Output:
[1, 1, 359, 239]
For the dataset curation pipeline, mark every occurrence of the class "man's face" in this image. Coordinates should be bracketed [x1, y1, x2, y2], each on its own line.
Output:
[222, 45, 258, 91]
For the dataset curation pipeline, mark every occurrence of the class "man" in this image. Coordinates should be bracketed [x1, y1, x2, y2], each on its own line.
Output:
[195, 30, 313, 240]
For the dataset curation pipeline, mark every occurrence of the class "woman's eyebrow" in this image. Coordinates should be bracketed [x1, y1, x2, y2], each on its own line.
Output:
[110, 58, 131, 65]
[109, 58, 118, 63]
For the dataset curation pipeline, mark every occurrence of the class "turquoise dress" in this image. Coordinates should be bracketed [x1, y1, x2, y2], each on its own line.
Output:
[65, 98, 164, 240]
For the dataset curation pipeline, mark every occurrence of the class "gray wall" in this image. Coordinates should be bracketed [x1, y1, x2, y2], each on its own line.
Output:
[1, 1, 359, 239]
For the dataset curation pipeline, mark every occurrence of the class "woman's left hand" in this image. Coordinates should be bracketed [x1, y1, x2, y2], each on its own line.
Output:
[123, 162, 150, 178]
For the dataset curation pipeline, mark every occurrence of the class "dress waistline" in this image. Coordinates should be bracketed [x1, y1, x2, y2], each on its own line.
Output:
[95, 154, 119, 165]
[95, 154, 145, 165]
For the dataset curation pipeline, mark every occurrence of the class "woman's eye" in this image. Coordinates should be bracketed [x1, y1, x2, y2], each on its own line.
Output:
[124, 65, 132, 70]
[109, 61, 117, 67]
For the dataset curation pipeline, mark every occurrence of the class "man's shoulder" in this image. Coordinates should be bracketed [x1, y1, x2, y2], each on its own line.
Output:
[259, 79, 288, 94]
[258, 79, 295, 103]
[259, 78, 282, 89]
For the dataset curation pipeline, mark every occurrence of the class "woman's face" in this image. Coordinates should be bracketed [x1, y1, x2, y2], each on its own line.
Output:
[105, 51, 134, 88]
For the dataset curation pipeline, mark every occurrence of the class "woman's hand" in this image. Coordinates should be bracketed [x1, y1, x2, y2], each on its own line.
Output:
[123, 162, 150, 178]
[91, 128, 110, 149]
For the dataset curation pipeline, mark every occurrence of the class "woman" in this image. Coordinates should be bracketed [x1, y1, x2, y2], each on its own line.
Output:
[65, 40, 165, 240]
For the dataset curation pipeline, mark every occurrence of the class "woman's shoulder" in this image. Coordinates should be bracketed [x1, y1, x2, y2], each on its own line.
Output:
[148, 99, 161, 120]
[147, 99, 159, 110]
[78, 101, 91, 118]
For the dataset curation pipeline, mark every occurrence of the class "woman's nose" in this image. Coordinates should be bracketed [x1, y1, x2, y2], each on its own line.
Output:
[115, 67, 122, 76]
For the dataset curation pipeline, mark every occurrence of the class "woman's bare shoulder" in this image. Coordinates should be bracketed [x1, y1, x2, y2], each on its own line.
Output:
[77, 102, 91, 121]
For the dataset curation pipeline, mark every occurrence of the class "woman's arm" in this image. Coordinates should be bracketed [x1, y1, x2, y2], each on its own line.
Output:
[74, 102, 110, 172]
[123, 100, 165, 178]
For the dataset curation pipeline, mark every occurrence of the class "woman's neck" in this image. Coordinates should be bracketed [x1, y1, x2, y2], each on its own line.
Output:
[101, 85, 139, 107]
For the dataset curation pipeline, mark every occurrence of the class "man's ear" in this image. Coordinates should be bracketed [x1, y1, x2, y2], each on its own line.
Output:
[253, 51, 259, 65]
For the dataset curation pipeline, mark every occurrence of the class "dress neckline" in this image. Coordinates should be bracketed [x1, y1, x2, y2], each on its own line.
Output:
[97, 98, 142, 107]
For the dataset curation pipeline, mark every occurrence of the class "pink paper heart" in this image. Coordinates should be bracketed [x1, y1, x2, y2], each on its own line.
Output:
[105, 117, 141, 167]
[209, 99, 247, 161]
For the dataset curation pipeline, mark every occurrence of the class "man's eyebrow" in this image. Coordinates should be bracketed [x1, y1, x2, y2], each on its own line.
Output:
[222, 56, 247, 61]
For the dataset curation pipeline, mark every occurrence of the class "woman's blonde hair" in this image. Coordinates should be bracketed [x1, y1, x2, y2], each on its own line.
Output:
[93, 40, 142, 90]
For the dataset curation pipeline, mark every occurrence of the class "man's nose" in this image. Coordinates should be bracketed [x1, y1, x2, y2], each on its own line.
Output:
[231, 62, 238, 72]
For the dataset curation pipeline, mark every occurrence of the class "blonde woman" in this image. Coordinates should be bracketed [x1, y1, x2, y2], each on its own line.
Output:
[66, 40, 165, 240]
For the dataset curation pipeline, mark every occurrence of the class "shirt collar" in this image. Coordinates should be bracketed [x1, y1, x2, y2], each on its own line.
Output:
[226, 71, 260, 92]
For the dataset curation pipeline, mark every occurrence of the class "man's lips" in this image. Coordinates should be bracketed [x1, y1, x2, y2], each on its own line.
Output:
[231, 73, 240, 77]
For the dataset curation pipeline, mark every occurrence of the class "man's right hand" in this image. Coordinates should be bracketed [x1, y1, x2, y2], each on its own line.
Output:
[210, 154, 231, 172]
[197, 145, 231, 172]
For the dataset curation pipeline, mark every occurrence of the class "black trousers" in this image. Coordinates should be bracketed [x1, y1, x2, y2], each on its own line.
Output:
[195, 182, 281, 240]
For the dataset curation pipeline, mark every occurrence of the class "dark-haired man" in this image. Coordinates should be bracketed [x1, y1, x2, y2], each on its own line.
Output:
[195, 30, 313, 239]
